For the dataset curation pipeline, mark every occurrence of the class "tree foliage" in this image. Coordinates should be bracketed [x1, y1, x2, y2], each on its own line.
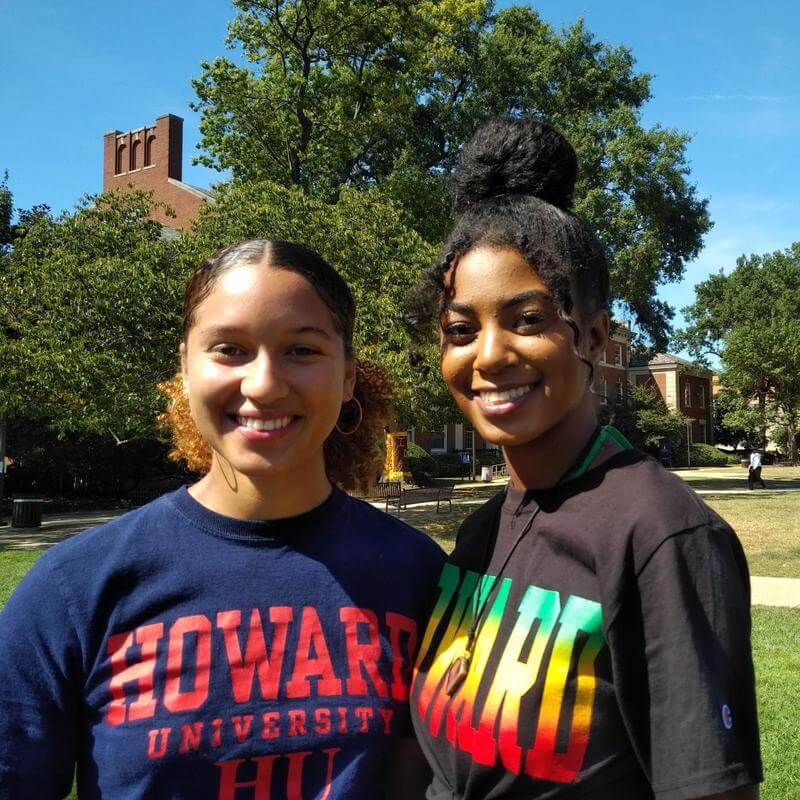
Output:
[598, 384, 686, 458]
[0, 172, 12, 250]
[678, 245, 800, 463]
[0, 191, 186, 442]
[713, 388, 765, 450]
[630, 383, 686, 450]
[192, 0, 711, 347]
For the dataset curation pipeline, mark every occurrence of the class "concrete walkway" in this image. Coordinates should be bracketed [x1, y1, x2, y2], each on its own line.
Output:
[2, 496, 800, 608]
[694, 488, 800, 495]
[750, 577, 800, 609]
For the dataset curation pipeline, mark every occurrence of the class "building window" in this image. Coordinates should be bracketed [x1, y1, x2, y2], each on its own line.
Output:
[463, 424, 474, 452]
[406, 426, 415, 444]
[699, 419, 707, 443]
[115, 143, 127, 175]
[600, 378, 608, 405]
[614, 344, 623, 366]
[684, 382, 691, 408]
[130, 139, 141, 171]
[144, 134, 156, 167]
[429, 428, 446, 453]
[699, 386, 706, 409]
[616, 381, 624, 402]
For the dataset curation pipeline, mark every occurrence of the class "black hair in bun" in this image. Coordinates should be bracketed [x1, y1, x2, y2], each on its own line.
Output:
[454, 117, 578, 212]
[409, 116, 609, 384]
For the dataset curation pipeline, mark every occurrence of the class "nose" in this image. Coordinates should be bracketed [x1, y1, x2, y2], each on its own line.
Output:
[239, 351, 289, 404]
[473, 325, 516, 374]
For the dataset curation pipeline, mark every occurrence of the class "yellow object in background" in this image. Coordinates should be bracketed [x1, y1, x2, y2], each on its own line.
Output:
[385, 432, 410, 481]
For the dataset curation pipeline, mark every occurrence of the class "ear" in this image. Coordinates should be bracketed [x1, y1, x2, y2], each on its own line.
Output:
[584, 309, 610, 365]
[342, 357, 357, 402]
[179, 341, 189, 396]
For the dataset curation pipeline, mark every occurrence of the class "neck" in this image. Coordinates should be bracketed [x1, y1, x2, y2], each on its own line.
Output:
[189, 455, 332, 520]
[504, 395, 599, 491]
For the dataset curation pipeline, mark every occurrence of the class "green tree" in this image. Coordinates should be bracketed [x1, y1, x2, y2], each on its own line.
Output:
[0, 172, 12, 250]
[678, 245, 800, 464]
[630, 383, 686, 452]
[713, 388, 765, 450]
[185, 179, 452, 428]
[0, 190, 185, 443]
[192, 1, 710, 347]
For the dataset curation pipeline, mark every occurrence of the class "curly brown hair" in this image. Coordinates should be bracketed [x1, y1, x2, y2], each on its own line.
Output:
[158, 239, 395, 493]
[408, 118, 609, 384]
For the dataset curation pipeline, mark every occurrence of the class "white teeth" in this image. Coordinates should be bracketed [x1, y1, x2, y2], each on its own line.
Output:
[237, 416, 293, 431]
[479, 385, 532, 404]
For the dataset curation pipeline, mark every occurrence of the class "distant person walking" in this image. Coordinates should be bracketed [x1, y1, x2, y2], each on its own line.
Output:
[748, 449, 766, 490]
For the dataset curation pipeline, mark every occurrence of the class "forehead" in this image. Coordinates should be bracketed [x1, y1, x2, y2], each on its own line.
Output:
[446, 246, 551, 309]
[193, 264, 338, 334]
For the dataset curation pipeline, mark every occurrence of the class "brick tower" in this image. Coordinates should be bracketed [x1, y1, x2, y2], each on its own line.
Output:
[102, 114, 212, 231]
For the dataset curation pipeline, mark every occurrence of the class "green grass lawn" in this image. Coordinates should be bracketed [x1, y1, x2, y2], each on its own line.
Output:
[704, 494, 800, 578]
[751, 606, 800, 799]
[0, 550, 40, 608]
[676, 464, 800, 492]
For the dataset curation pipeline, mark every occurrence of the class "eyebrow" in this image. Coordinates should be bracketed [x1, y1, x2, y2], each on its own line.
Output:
[443, 290, 552, 315]
[198, 324, 334, 340]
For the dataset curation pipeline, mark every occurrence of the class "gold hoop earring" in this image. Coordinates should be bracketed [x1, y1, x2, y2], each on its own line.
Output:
[335, 397, 363, 436]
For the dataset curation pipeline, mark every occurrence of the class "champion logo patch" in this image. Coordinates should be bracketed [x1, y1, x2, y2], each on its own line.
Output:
[721, 704, 734, 730]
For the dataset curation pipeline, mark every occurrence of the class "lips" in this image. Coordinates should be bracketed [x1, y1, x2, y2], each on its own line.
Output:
[228, 413, 300, 441]
[236, 415, 293, 432]
[477, 385, 532, 405]
[471, 382, 540, 416]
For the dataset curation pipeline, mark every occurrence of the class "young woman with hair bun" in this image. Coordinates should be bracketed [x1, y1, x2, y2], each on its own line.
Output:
[409, 119, 761, 800]
[0, 239, 443, 798]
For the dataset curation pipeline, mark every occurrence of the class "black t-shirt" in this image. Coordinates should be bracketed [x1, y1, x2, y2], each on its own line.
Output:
[411, 450, 762, 799]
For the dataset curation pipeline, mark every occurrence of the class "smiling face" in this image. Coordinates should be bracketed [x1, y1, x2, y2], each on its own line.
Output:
[180, 262, 355, 483]
[440, 245, 606, 450]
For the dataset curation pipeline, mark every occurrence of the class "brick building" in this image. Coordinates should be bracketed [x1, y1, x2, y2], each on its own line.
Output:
[595, 322, 632, 408]
[628, 353, 714, 444]
[103, 114, 213, 231]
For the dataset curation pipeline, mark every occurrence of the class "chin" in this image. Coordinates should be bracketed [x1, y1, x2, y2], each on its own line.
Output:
[473, 415, 562, 451]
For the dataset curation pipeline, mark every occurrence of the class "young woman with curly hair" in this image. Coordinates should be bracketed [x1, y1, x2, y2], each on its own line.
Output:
[0, 239, 443, 799]
[409, 119, 762, 800]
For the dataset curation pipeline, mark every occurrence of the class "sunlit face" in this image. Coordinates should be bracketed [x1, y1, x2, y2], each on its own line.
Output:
[181, 263, 355, 480]
[440, 246, 605, 448]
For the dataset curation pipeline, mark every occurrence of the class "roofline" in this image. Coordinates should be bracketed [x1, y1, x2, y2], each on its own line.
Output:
[167, 178, 215, 202]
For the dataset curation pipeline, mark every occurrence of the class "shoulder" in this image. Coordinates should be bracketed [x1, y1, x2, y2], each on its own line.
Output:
[339, 493, 446, 568]
[41, 491, 182, 560]
[450, 490, 505, 564]
[21, 491, 185, 596]
[584, 450, 732, 566]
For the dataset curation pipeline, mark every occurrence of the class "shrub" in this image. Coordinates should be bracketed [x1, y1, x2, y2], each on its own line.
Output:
[406, 443, 437, 486]
[475, 448, 505, 467]
[432, 452, 462, 477]
[694, 444, 730, 467]
[407, 442, 430, 459]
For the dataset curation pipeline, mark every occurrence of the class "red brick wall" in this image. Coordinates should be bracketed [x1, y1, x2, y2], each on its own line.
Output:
[103, 114, 205, 231]
[678, 374, 712, 443]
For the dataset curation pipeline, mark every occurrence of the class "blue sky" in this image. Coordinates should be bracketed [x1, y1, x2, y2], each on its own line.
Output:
[2, 0, 798, 339]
